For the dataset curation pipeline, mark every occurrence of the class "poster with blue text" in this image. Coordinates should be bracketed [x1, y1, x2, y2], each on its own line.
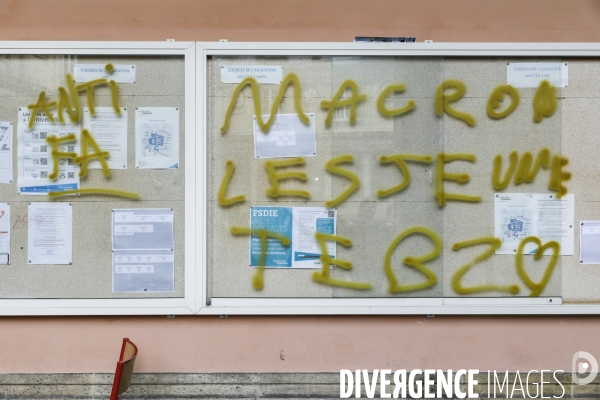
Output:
[249, 206, 336, 268]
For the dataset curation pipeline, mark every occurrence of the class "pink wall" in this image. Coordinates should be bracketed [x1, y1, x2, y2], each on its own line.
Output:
[0, 316, 596, 373]
[2, 0, 600, 43]
[1, 0, 600, 373]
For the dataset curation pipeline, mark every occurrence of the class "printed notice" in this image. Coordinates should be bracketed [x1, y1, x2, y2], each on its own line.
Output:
[495, 193, 574, 255]
[73, 64, 136, 83]
[221, 65, 282, 84]
[249, 206, 336, 268]
[112, 208, 174, 293]
[112, 208, 174, 250]
[0, 122, 13, 184]
[113, 250, 174, 293]
[17, 108, 80, 195]
[28, 202, 73, 264]
[0, 203, 10, 264]
[507, 62, 568, 88]
[83, 107, 128, 169]
[135, 107, 179, 169]
[580, 221, 600, 264]
[254, 113, 317, 159]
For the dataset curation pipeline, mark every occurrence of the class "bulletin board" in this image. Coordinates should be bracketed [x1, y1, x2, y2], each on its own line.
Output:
[5, 42, 600, 315]
[198, 42, 600, 315]
[0, 42, 196, 315]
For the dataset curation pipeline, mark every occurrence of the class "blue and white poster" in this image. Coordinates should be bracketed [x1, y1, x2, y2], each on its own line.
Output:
[17, 108, 80, 195]
[249, 206, 337, 268]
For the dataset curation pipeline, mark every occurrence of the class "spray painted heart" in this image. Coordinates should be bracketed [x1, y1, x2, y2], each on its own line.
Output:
[515, 236, 560, 297]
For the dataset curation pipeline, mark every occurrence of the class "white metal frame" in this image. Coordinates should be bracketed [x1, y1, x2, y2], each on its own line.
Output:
[196, 41, 600, 315]
[0, 41, 196, 315]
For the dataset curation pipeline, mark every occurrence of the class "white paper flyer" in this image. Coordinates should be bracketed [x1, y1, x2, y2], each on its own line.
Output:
[112, 208, 175, 293]
[253, 113, 316, 159]
[27, 202, 73, 264]
[580, 221, 600, 264]
[0, 203, 10, 264]
[0, 122, 13, 184]
[135, 107, 179, 169]
[495, 193, 574, 255]
[82, 107, 128, 169]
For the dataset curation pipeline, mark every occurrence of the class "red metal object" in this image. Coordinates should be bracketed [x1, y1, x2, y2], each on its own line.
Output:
[110, 338, 138, 400]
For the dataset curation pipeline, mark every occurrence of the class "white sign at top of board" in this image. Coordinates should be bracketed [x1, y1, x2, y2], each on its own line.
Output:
[507, 62, 568, 88]
[73, 64, 136, 83]
[221, 65, 283, 84]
